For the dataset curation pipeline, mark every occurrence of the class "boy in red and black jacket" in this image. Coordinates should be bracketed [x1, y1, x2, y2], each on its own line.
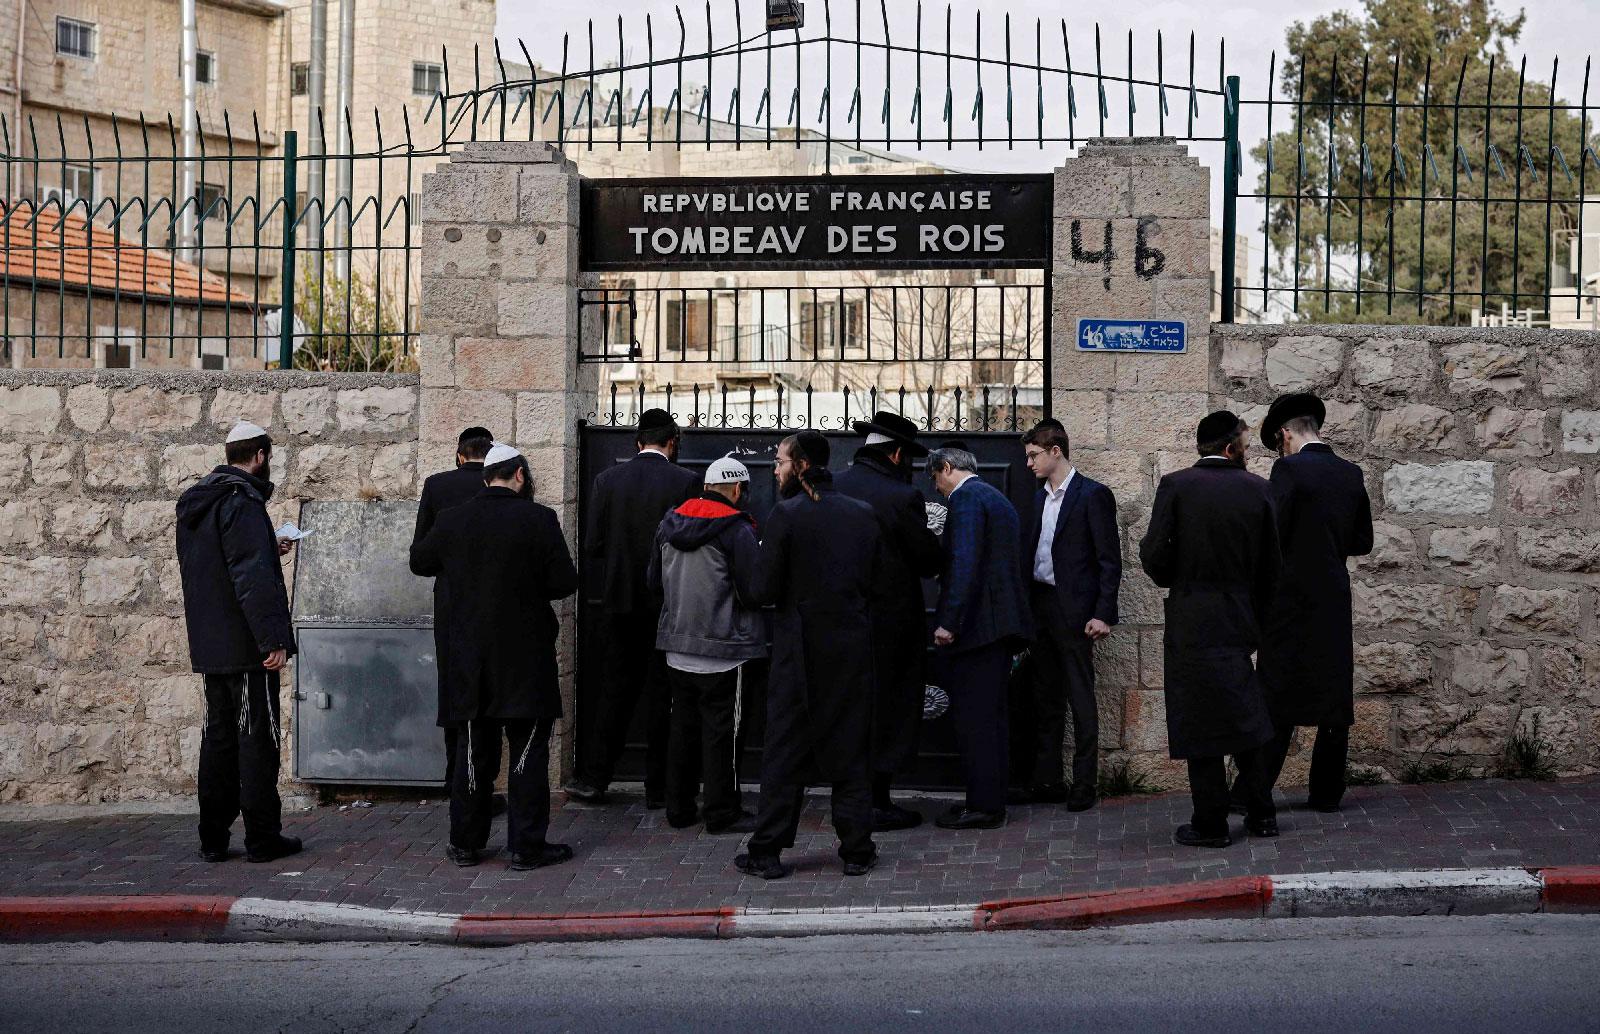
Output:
[647, 455, 768, 834]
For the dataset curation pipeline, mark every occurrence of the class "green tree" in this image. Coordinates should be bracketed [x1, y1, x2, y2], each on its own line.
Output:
[1252, 0, 1598, 324]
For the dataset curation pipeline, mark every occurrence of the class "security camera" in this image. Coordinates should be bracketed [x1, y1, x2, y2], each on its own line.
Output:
[767, 1, 804, 31]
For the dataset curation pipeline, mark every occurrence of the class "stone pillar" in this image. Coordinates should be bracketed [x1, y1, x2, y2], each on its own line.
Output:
[418, 141, 597, 778]
[1050, 137, 1214, 787]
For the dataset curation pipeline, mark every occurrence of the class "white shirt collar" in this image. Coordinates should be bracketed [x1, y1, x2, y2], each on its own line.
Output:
[949, 472, 977, 496]
[637, 447, 670, 459]
[1044, 467, 1077, 498]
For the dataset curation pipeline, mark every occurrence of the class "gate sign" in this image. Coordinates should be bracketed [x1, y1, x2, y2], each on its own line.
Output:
[580, 174, 1051, 272]
[1076, 317, 1187, 353]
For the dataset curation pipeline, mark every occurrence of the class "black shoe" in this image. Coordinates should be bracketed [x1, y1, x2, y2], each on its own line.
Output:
[1227, 796, 1250, 817]
[1246, 817, 1280, 838]
[1066, 785, 1097, 812]
[1174, 824, 1231, 848]
[509, 843, 574, 871]
[445, 844, 481, 867]
[645, 794, 666, 811]
[934, 807, 1006, 830]
[872, 803, 923, 832]
[735, 852, 791, 880]
[491, 793, 508, 817]
[564, 780, 608, 804]
[1006, 786, 1036, 806]
[200, 846, 231, 863]
[1305, 799, 1343, 813]
[666, 810, 700, 830]
[842, 850, 879, 877]
[705, 811, 759, 835]
[246, 834, 303, 864]
[1029, 782, 1070, 804]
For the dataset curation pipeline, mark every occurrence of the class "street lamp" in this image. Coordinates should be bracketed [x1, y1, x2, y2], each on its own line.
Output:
[766, 1, 804, 31]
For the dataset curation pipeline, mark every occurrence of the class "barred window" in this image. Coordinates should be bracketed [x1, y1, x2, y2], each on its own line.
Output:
[291, 62, 309, 96]
[412, 62, 444, 97]
[56, 17, 96, 59]
[196, 50, 217, 85]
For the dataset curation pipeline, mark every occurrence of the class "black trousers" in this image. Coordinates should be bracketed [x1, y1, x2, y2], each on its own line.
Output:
[580, 609, 671, 796]
[450, 719, 551, 855]
[1188, 746, 1274, 837]
[197, 670, 283, 855]
[443, 724, 460, 790]
[1024, 584, 1099, 790]
[666, 665, 742, 827]
[1255, 723, 1350, 808]
[942, 640, 1011, 814]
[748, 772, 875, 865]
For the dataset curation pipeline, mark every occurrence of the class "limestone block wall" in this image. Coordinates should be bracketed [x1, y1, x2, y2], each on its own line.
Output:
[0, 369, 420, 804]
[1210, 324, 1600, 782]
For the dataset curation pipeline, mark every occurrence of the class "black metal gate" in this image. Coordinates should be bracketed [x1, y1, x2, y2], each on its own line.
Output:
[576, 424, 1038, 791]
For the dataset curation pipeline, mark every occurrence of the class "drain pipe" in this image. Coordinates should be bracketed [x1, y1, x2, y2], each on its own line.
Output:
[306, 0, 327, 251]
[178, 0, 198, 262]
[332, 0, 354, 279]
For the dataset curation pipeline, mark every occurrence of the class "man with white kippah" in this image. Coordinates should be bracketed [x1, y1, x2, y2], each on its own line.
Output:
[410, 441, 580, 870]
[175, 420, 303, 864]
[646, 454, 765, 834]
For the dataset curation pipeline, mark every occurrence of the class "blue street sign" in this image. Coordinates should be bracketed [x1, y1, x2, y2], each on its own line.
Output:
[1075, 317, 1187, 353]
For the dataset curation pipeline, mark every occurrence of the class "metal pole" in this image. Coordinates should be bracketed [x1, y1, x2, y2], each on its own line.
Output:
[307, 0, 327, 250]
[178, 0, 198, 262]
[279, 131, 298, 370]
[333, 0, 354, 279]
[1221, 74, 1240, 323]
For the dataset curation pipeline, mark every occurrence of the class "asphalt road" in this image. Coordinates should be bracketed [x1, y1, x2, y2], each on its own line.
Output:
[2, 915, 1597, 1033]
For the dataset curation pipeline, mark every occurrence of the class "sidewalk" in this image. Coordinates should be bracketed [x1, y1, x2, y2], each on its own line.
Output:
[3, 777, 1596, 917]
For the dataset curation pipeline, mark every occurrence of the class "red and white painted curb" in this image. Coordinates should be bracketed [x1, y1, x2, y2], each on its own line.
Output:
[2, 866, 1597, 944]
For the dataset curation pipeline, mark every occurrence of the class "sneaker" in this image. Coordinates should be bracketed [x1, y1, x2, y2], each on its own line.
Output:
[564, 780, 609, 804]
[445, 844, 481, 867]
[509, 843, 574, 871]
[1173, 823, 1231, 848]
[842, 850, 879, 877]
[705, 811, 759, 835]
[246, 834, 304, 864]
[872, 803, 924, 832]
[734, 852, 791, 880]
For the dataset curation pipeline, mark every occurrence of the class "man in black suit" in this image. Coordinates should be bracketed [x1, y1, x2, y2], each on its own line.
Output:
[834, 411, 943, 832]
[569, 409, 700, 806]
[1016, 421, 1121, 811]
[413, 426, 493, 797]
[736, 431, 883, 880]
[410, 444, 579, 870]
[927, 446, 1031, 830]
[1139, 412, 1282, 849]
[1238, 393, 1374, 813]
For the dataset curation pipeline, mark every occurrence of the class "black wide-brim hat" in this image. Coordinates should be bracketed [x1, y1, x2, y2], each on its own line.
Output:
[1261, 393, 1327, 450]
[851, 410, 929, 457]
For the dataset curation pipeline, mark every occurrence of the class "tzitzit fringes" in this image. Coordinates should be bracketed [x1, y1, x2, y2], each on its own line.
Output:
[465, 721, 477, 795]
[512, 726, 537, 776]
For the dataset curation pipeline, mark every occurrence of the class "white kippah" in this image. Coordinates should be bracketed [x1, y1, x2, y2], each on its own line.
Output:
[483, 442, 522, 466]
[225, 420, 268, 444]
[704, 454, 750, 485]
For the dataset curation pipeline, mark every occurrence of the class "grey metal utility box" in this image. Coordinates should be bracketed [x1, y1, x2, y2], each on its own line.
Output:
[291, 499, 443, 785]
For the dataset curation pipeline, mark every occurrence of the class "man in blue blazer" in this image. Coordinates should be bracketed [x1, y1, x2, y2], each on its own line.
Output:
[927, 446, 1031, 829]
[1016, 421, 1121, 811]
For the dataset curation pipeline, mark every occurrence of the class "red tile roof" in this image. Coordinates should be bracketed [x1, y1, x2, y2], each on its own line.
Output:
[0, 202, 255, 307]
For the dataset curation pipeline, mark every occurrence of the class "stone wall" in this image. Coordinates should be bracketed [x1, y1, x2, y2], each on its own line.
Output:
[0, 369, 419, 804]
[1208, 323, 1600, 782]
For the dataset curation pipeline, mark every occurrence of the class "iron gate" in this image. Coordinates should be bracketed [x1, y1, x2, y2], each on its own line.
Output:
[576, 424, 1039, 791]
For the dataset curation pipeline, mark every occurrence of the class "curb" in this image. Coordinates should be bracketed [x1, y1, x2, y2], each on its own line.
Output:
[2, 867, 1597, 944]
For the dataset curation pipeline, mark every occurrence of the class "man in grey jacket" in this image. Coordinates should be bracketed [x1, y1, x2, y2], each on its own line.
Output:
[647, 455, 767, 834]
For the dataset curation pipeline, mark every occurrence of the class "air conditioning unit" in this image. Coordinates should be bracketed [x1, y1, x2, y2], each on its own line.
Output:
[714, 276, 733, 290]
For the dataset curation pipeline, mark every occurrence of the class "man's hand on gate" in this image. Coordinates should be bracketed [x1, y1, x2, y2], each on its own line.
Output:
[1084, 618, 1112, 642]
[263, 649, 287, 672]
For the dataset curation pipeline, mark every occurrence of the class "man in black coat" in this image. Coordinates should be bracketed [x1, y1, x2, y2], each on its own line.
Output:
[1238, 393, 1374, 813]
[410, 444, 580, 870]
[569, 408, 700, 806]
[927, 446, 1032, 830]
[736, 431, 882, 880]
[1016, 421, 1121, 811]
[175, 421, 303, 864]
[1139, 411, 1282, 849]
[833, 411, 943, 832]
[412, 426, 493, 795]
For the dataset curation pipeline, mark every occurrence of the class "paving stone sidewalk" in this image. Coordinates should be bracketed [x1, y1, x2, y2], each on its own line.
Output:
[2, 778, 1596, 916]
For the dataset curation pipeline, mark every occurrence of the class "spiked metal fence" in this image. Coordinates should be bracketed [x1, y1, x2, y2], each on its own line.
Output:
[1, 3, 1595, 373]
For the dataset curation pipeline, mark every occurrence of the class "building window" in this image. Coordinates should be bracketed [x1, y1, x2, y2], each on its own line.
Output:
[36, 164, 97, 209]
[291, 62, 309, 96]
[196, 50, 217, 85]
[663, 297, 708, 353]
[196, 182, 226, 219]
[412, 62, 444, 97]
[199, 338, 228, 371]
[95, 327, 135, 369]
[56, 17, 96, 59]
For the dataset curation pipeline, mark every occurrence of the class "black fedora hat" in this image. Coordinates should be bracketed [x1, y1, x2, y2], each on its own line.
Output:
[851, 410, 929, 457]
[1260, 393, 1327, 450]
[637, 407, 679, 434]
